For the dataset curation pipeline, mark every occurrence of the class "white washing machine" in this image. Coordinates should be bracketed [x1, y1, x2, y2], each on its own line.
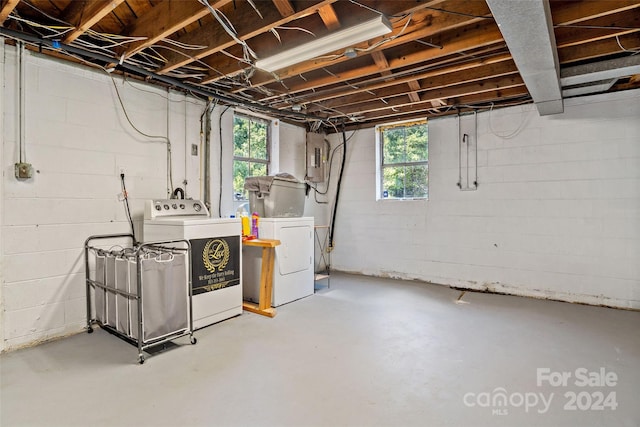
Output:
[143, 200, 242, 329]
[243, 217, 314, 307]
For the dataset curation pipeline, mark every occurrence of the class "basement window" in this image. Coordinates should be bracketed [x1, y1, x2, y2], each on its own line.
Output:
[233, 114, 271, 200]
[376, 119, 429, 200]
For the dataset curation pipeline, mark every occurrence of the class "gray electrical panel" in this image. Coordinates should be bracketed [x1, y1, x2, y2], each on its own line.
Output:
[306, 133, 326, 183]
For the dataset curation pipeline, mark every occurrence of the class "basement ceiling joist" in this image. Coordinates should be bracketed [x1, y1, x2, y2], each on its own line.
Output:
[1, 0, 638, 132]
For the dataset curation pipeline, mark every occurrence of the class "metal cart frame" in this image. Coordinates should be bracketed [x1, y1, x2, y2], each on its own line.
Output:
[84, 233, 196, 364]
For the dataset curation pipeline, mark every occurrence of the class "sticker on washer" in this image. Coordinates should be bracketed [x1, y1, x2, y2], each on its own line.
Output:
[190, 236, 240, 294]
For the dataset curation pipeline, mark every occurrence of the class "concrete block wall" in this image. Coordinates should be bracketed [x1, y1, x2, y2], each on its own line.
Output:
[1, 46, 206, 351]
[327, 89, 640, 309]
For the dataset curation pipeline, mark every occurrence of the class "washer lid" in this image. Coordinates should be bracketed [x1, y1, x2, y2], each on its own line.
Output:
[144, 217, 239, 226]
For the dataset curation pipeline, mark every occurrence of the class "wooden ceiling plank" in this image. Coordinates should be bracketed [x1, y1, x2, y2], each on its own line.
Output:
[307, 60, 519, 113]
[121, 0, 233, 59]
[555, 11, 640, 48]
[318, 3, 341, 30]
[341, 85, 528, 128]
[407, 80, 421, 103]
[552, 0, 640, 26]
[259, 44, 508, 102]
[227, 3, 493, 88]
[61, 0, 127, 43]
[326, 75, 524, 118]
[370, 50, 393, 79]
[198, 0, 487, 85]
[263, 24, 505, 108]
[297, 49, 509, 106]
[0, 0, 20, 25]
[272, 0, 295, 18]
[559, 32, 640, 65]
[158, 0, 337, 74]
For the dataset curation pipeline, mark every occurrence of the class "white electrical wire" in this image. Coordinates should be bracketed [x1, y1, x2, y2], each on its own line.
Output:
[161, 38, 208, 50]
[354, 13, 413, 54]
[198, 0, 258, 61]
[273, 26, 316, 37]
[20, 0, 73, 26]
[616, 35, 640, 53]
[487, 102, 532, 139]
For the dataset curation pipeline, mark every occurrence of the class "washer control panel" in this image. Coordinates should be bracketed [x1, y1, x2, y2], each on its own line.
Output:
[144, 199, 210, 220]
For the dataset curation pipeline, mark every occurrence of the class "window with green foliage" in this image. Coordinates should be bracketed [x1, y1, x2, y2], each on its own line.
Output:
[377, 119, 428, 199]
[233, 114, 270, 200]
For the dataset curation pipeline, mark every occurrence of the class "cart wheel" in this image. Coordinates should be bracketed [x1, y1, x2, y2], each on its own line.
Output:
[190, 336, 197, 345]
[87, 327, 93, 334]
[138, 354, 145, 364]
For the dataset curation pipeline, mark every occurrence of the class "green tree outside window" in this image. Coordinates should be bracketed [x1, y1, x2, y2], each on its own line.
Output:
[379, 120, 428, 199]
[233, 114, 270, 200]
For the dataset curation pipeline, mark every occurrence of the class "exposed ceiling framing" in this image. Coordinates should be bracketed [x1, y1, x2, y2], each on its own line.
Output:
[0, 0, 638, 132]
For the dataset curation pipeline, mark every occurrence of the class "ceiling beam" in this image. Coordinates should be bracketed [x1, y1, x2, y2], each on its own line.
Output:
[324, 74, 523, 119]
[318, 4, 341, 30]
[559, 32, 640, 64]
[307, 60, 519, 113]
[555, 11, 640, 49]
[343, 85, 529, 128]
[551, 0, 640, 25]
[157, 0, 336, 74]
[119, 0, 233, 60]
[276, 50, 511, 108]
[236, 2, 502, 87]
[202, 0, 485, 86]
[259, 44, 508, 103]
[407, 80, 421, 103]
[61, 0, 126, 43]
[370, 51, 393, 79]
[0, 0, 19, 25]
[487, 0, 562, 115]
[272, 0, 295, 18]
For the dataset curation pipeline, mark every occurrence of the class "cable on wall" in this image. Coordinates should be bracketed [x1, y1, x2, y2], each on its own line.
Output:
[488, 102, 531, 139]
[201, 99, 215, 213]
[120, 173, 137, 243]
[18, 41, 26, 164]
[329, 124, 348, 250]
[108, 73, 174, 196]
[218, 106, 232, 217]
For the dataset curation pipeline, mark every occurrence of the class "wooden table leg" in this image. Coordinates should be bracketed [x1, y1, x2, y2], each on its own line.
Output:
[259, 247, 275, 311]
[242, 239, 280, 318]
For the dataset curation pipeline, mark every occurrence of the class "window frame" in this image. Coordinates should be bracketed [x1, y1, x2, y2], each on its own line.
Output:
[375, 118, 429, 201]
[232, 113, 272, 201]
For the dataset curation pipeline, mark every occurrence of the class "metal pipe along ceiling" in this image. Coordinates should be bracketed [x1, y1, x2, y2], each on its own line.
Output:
[486, 0, 564, 116]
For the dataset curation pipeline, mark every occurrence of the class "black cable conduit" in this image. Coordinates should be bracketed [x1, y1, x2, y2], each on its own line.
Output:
[329, 124, 347, 249]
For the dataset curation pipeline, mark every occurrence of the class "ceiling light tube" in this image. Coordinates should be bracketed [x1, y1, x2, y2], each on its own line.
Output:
[255, 15, 392, 72]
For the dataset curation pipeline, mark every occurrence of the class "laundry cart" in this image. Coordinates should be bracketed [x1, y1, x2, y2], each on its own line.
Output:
[85, 233, 196, 364]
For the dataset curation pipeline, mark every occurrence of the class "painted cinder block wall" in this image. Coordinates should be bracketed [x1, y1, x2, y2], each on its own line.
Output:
[0, 46, 206, 352]
[326, 89, 640, 309]
[0, 46, 314, 352]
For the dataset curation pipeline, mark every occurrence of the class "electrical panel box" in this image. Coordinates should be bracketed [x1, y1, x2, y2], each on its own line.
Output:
[306, 133, 326, 183]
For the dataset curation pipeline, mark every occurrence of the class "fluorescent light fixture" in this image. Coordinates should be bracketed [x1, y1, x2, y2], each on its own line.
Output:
[255, 15, 392, 72]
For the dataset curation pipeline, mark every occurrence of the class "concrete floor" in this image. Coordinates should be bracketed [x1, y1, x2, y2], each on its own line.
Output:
[1, 272, 639, 427]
